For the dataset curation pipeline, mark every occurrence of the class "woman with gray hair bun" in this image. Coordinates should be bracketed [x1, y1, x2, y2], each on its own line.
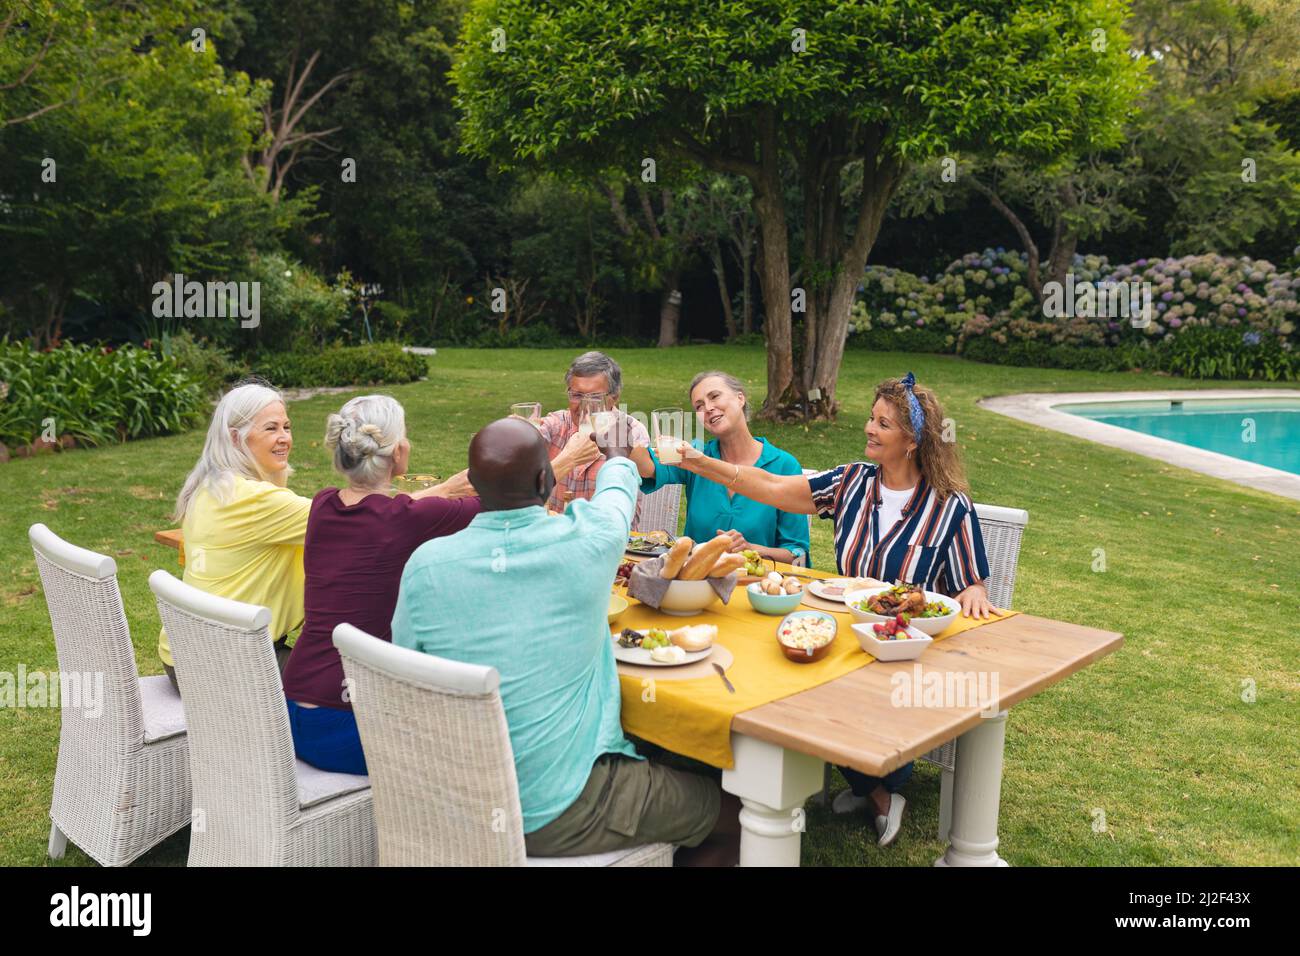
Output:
[281, 394, 480, 775]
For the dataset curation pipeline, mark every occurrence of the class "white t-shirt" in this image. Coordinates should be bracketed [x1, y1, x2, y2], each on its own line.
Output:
[876, 483, 916, 537]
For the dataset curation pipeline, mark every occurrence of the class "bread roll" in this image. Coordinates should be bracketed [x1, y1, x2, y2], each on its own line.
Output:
[670, 624, 716, 651]
[678, 533, 732, 580]
[708, 553, 746, 578]
[660, 536, 694, 579]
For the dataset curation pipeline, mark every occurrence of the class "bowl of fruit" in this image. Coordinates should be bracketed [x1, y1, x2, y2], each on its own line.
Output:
[844, 583, 959, 635]
[745, 572, 805, 615]
[851, 615, 933, 661]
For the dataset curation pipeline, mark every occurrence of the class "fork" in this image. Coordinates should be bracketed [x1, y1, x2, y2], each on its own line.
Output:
[712, 662, 735, 694]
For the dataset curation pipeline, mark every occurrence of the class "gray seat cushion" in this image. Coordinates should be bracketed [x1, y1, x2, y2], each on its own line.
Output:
[295, 759, 370, 810]
[139, 675, 187, 744]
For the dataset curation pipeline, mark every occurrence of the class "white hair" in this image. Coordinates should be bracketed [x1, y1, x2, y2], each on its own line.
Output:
[324, 394, 406, 490]
[174, 382, 289, 522]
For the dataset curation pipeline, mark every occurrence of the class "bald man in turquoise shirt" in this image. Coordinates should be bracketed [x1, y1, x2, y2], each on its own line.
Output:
[391, 417, 723, 859]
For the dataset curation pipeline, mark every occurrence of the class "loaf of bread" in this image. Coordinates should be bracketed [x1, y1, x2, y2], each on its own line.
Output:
[707, 553, 746, 578]
[669, 624, 716, 651]
[678, 533, 732, 580]
[659, 536, 694, 579]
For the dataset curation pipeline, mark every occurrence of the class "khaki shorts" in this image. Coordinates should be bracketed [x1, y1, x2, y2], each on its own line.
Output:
[524, 753, 720, 858]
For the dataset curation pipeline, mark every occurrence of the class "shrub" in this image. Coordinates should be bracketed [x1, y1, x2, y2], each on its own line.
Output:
[155, 330, 248, 397]
[252, 343, 428, 388]
[0, 340, 206, 449]
[233, 252, 357, 354]
[850, 249, 1299, 380]
[1159, 324, 1297, 381]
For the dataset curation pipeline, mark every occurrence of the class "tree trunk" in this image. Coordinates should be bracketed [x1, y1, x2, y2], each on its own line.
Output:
[808, 151, 902, 417]
[710, 240, 736, 339]
[741, 243, 754, 335]
[1043, 182, 1079, 292]
[969, 176, 1044, 302]
[752, 110, 795, 419]
[657, 276, 681, 347]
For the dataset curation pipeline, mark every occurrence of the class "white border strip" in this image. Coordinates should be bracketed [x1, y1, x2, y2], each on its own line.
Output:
[978, 389, 1300, 502]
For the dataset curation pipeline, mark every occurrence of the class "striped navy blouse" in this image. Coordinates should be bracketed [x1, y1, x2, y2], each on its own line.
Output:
[807, 463, 990, 596]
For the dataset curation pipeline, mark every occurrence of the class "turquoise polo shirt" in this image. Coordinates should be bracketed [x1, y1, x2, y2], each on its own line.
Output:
[640, 437, 810, 565]
[391, 457, 641, 832]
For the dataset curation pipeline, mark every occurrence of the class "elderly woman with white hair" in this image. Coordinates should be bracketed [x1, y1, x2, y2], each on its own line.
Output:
[280, 394, 478, 774]
[161, 379, 313, 690]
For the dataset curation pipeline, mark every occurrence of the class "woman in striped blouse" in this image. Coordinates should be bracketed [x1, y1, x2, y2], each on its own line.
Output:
[670, 372, 993, 847]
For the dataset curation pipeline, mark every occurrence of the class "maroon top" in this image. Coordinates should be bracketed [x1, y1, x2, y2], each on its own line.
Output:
[282, 488, 481, 709]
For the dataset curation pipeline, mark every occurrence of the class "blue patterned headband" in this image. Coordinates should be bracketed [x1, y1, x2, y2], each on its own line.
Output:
[901, 372, 925, 443]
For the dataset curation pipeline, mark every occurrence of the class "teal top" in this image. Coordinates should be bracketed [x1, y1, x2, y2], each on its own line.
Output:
[641, 437, 810, 565]
[391, 457, 641, 833]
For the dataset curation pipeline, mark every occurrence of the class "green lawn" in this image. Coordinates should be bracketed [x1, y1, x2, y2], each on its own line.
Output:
[3, 346, 1297, 866]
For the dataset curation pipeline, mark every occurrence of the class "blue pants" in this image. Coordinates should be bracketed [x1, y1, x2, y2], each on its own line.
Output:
[286, 699, 367, 775]
[839, 760, 913, 797]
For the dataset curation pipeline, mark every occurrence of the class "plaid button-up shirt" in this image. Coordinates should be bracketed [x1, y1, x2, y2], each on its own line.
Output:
[538, 409, 649, 524]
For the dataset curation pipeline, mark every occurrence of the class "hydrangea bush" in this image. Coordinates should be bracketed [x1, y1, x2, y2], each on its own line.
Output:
[849, 249, 1300, 379]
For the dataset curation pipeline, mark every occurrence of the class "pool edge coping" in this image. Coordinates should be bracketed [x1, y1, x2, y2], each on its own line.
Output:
[977, 389, 1300, 503]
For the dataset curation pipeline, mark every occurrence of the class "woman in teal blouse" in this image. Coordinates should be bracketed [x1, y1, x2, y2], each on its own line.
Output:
[631, 371, 810, 565]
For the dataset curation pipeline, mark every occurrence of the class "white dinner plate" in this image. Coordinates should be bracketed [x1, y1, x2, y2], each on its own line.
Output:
[806, 578, 862, 602]
[610, 630, 713, 666]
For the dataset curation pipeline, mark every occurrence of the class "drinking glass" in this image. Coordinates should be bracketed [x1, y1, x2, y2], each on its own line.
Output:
[651, 407, 685, 463]
[577, 395, 605, 437]
[510, 402, 543, 429]
[394, 473, 441, 493]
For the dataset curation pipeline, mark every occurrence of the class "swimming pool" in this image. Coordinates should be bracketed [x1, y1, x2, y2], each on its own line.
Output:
[1059, 397, 1300, 475]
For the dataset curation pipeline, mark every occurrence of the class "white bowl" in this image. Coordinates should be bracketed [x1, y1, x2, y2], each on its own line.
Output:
[843, 586, 959, 636]
[658, 579, 720, 616]
[852, 622, 933, 660]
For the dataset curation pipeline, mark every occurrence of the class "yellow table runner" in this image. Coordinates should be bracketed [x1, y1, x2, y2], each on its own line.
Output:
[616, 568, 1018, 769]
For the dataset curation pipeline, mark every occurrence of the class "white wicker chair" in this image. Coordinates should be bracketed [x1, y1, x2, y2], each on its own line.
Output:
[923, 502, 1028, 839]
[632, 483, 681, 534]
[148, 570, 375, 866]
[813, 501, 1029, 835]
[794, 468, 821, 567]
[333, 623, 673, 867]
[29, 523, 190, 866]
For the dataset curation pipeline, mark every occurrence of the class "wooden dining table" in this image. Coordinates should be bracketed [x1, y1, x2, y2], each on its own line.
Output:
[155, 529, 1122, 867]
[618, 563, 1123, 868]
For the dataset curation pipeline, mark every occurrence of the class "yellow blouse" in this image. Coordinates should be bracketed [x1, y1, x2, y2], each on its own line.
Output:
[158, 476, 311, 667]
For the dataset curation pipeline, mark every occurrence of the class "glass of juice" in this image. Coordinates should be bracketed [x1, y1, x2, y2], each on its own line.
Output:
[652, 407, 685, 463]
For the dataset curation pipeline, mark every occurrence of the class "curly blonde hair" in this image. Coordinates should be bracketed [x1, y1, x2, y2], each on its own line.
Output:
[873, 377, 969, 502]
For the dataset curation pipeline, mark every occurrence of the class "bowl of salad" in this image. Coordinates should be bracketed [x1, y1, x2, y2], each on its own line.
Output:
[844, 584, 959, 635]
[775, 610, 837, 663]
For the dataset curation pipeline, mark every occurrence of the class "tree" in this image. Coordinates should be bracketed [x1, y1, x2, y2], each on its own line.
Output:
[600, 177, 699, 347]
[0, 0, 153, 129]
[508, 176, 625, 340]
[674, 174, 758, 339]
[453, 0, 1144, 420]
[0, 19, 291, 347]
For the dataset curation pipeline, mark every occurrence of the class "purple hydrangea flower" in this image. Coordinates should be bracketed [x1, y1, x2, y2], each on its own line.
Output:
[1243, 331, 1261, 345]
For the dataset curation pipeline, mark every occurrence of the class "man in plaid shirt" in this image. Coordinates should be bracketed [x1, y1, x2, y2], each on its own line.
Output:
[538, 352, 650, 524]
